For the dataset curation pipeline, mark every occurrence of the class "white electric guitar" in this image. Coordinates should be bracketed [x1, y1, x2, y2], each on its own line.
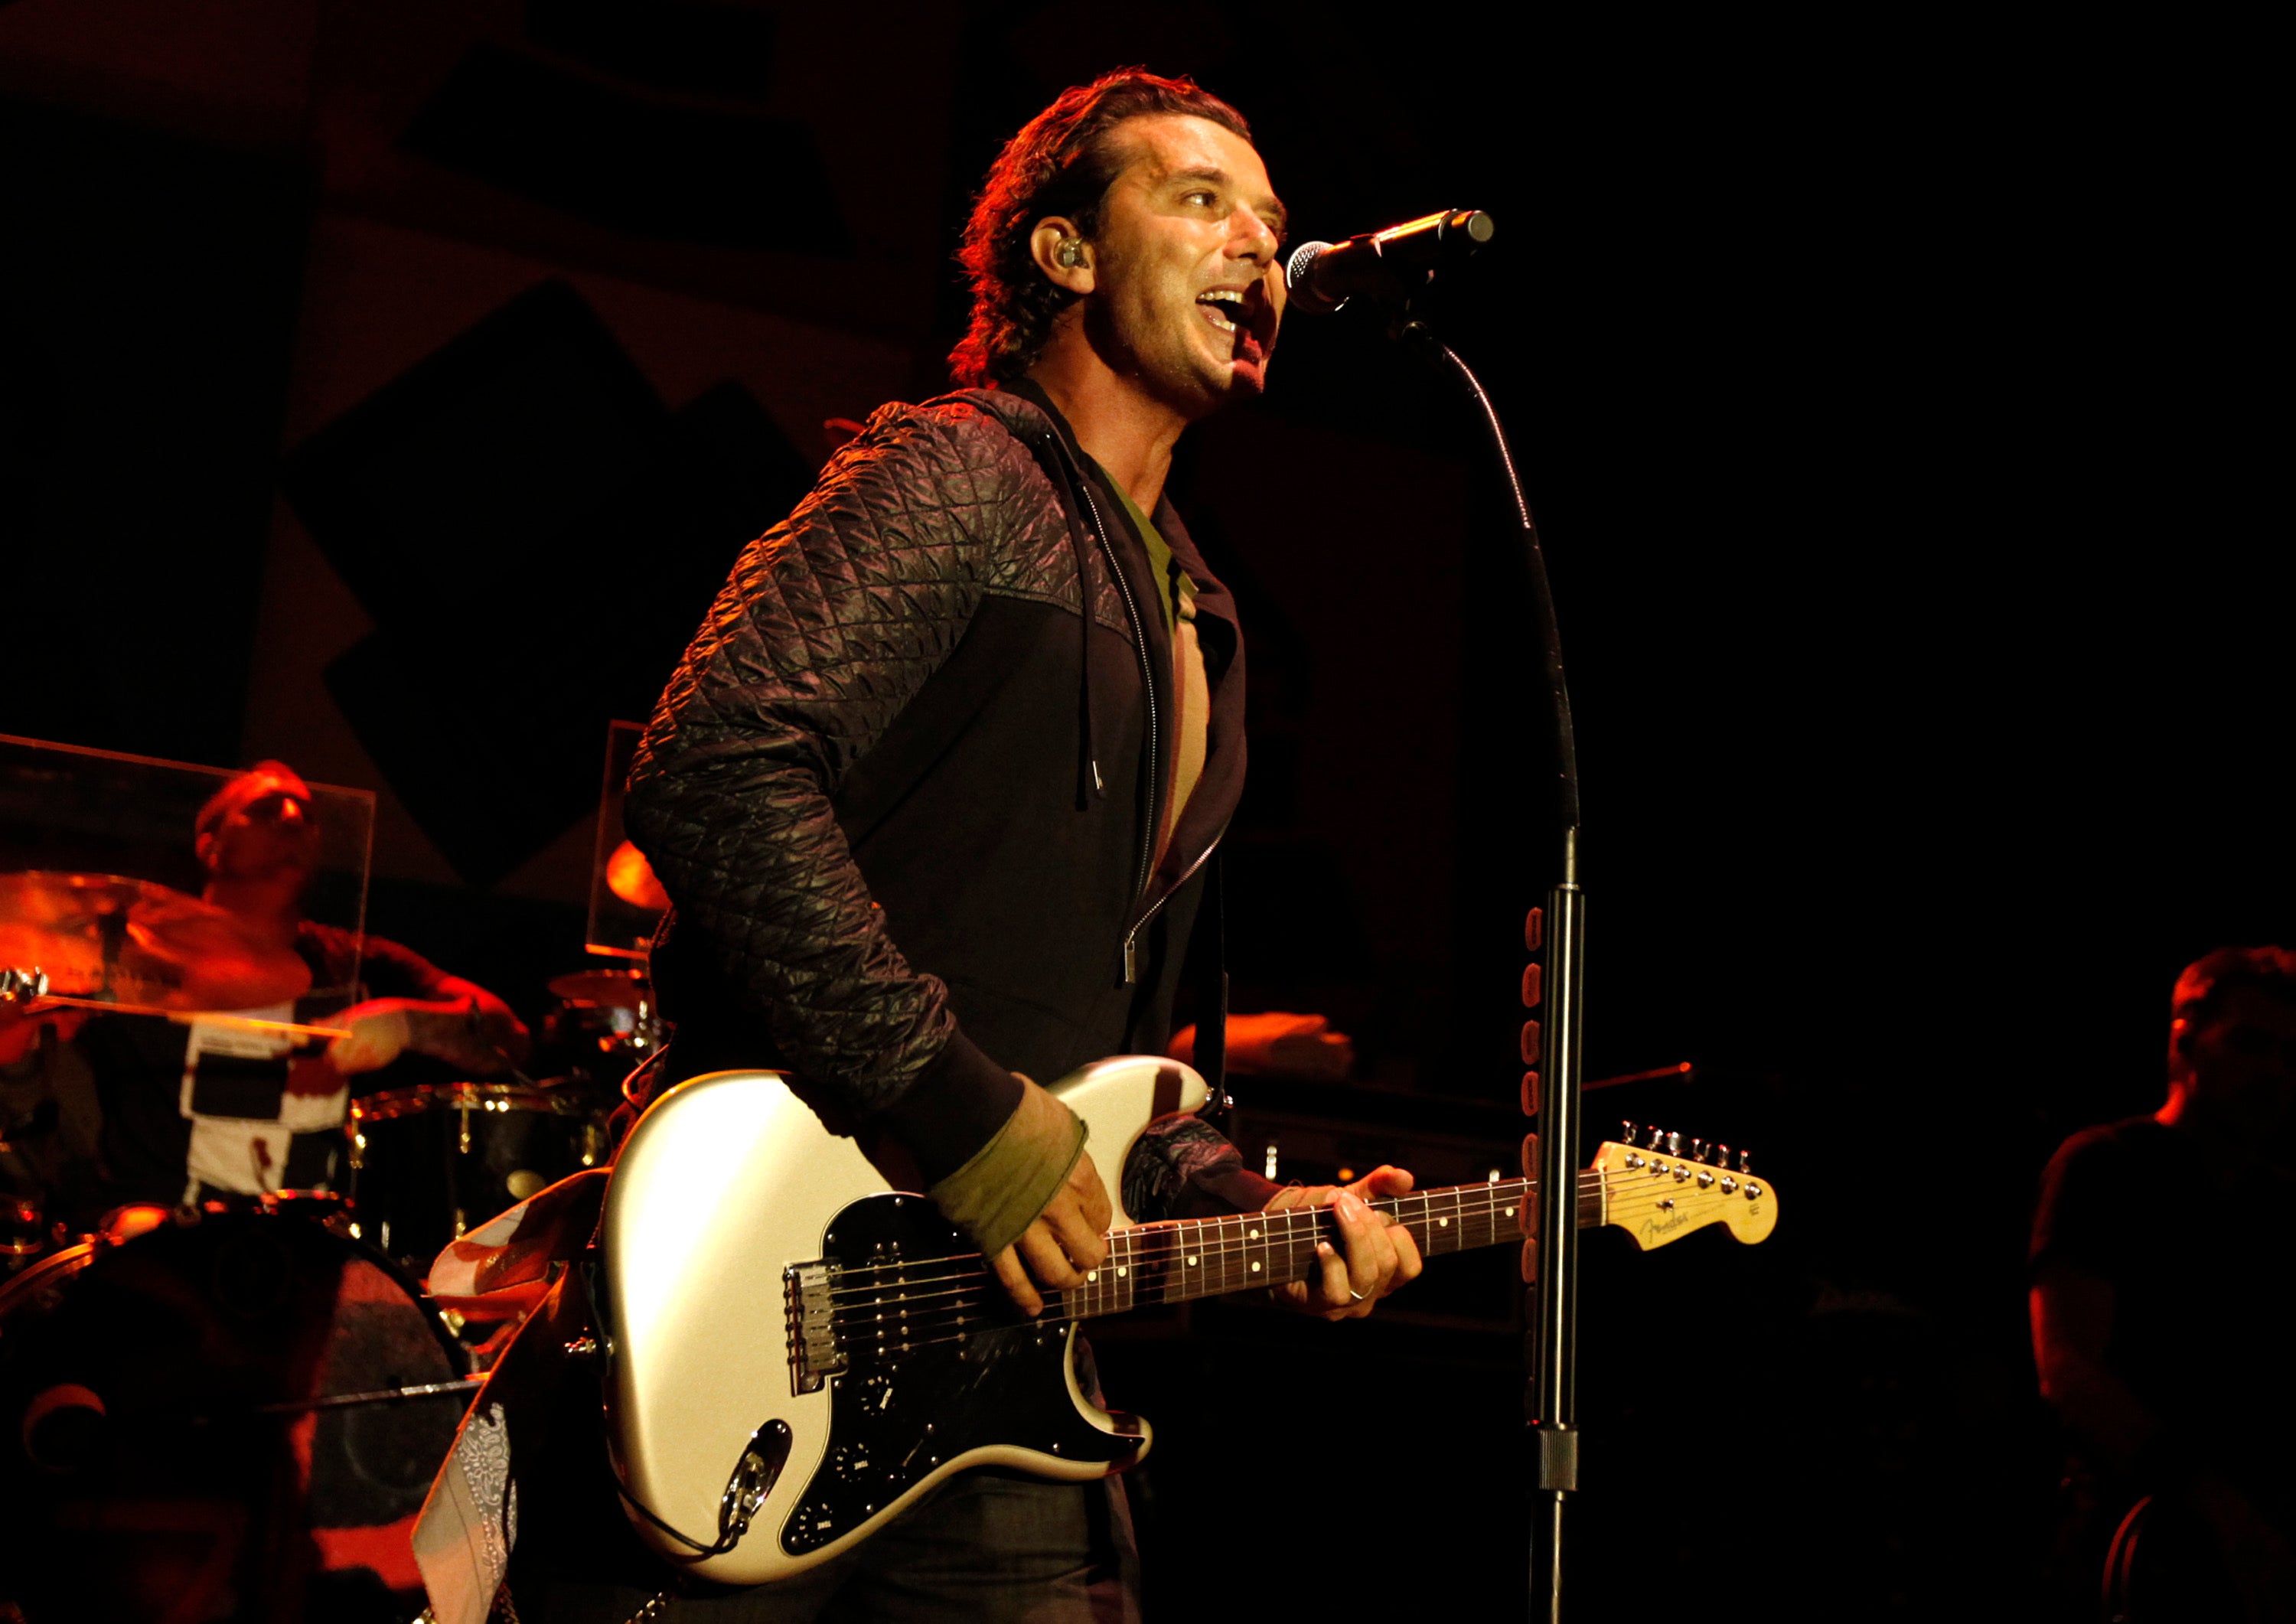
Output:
[594, 1057, 1778, 1586]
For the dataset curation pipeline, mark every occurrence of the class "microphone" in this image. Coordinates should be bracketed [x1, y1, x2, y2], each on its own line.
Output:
[1283, 208, 1495, 315]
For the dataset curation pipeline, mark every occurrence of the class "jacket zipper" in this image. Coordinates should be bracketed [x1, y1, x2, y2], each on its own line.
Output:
[1119, 827, 1225, 985]
[1067, 475, 1162, 982]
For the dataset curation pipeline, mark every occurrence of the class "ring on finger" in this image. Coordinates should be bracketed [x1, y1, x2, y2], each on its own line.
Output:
[1348, 1286, 1368, 1303]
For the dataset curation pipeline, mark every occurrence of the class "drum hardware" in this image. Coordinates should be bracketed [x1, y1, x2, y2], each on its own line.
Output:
[347, 1082, 608, 1272]
[252, 1375, 484, 1415]
[546, 967, 654, 1009]
[541, 964, 664, 1112]
[18, 1370, 481, 1427]
[546, 969, 663, 1055]
[1, 1195, 46, 1264]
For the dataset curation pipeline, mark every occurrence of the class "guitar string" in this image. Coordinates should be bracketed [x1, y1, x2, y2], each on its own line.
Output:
[811, 1179, 1742, 1313]
[831, 1189, 1721, 1352]
[809, 1174, 1616, 1294]
[811, 1173, 1737, 1304]
[817, 1202, 1559, 1309]
[830, 1223, 1734, 1353]
[818, 1185, 1747, 1337]
[822, 1221, 1534, 1328]
[808, 1163, 1750, 1288]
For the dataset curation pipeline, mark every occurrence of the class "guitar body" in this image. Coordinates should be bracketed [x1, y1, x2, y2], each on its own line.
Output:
[598, 1056, 1206, 1587]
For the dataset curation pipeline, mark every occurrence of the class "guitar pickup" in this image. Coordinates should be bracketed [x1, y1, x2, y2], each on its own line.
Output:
[784, 1261, 846, 1394]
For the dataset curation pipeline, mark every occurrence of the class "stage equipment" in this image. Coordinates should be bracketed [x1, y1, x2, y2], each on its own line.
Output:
[540, 962, 664, 1103]
[0, 1207, 471, 1622]
[591, 1058, 1776, 1584]
[1292, 210, 1593, 1620]
[587, 721, 667, 961]
[1282, 208, 1493, 314]
[0, 734, 377, 1001]
[347, 1081, 609, 1273]
[0, 870, 315, 1013]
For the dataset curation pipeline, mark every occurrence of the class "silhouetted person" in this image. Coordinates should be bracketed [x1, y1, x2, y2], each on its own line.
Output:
[2031, 946, 2296, 1622]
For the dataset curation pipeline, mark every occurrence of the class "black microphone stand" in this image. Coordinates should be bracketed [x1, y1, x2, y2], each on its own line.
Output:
[1389, 300, 1585, 1624]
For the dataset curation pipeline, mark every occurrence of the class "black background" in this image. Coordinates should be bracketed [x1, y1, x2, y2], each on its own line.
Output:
[0, 5, 2281, 1617]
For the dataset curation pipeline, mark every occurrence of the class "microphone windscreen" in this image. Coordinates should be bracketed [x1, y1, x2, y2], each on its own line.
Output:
[1283, 241, 1341, 313]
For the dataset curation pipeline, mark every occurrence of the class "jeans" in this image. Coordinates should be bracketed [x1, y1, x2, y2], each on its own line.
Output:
[510, 1469, 1140, 1624]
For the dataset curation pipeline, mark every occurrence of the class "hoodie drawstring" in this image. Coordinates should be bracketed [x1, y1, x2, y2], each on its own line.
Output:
[1035, 434, 1104, 810]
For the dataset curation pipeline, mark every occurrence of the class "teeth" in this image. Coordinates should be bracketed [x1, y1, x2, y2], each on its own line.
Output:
[1198, 289, 1245, 333]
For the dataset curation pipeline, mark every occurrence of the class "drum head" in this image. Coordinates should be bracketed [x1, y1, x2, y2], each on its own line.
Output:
[0, 1211, 465, 1622]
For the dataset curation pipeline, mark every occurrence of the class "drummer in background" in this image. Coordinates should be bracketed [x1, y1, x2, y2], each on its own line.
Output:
[20, 762, 529, 1226]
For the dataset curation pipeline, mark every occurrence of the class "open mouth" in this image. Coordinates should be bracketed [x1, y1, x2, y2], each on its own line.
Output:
[1195, 285, 1272, 366]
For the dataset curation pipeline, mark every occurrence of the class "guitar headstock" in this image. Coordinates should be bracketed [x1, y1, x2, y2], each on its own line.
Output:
[1590, 1124, 1778, 1250]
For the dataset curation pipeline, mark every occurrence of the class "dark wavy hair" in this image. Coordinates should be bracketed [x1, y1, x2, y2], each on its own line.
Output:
[949, 69, 1251, 389]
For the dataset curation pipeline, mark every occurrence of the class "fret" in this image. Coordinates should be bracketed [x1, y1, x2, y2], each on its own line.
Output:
[1397, 1189, 1425, 1254]
[1024, 1166, 1717, 1333]
[1047, 1172, 1598, 1326]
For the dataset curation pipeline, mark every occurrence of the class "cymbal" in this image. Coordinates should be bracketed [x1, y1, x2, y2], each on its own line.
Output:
[0, 871, 312, 1012]
[547, 967, 651, 1009]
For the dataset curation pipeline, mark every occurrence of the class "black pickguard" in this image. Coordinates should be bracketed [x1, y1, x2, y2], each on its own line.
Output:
[781, 1192, 1143, 1557]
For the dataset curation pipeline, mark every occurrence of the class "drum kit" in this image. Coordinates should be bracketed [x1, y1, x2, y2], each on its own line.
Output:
[0, 868, 664, 1622]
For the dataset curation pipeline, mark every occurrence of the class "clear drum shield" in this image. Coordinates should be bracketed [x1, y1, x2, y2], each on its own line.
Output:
[0, 733, 376, 1005]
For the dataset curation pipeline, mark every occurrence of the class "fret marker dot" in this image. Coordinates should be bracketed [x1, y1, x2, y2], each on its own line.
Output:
[1187, 1255, 1198, 1265]
[1505, 1207, 1516, 1218]
[1086, 1270, 1097, 1282]
[1250, 1260, 1261, 1272]
[1439, 1218, 1450, 1227]
[1117, 1267, 1127, 1277]
[1249, 1228, 1260, 1239]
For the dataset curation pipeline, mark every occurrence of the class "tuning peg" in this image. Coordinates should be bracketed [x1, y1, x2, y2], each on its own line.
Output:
[1645, 1126, 1665, 1153]
[1665, 1130, 1683, 1156]
[1689, 1137, 1708, 1163]
[1737, 1148, 1753, 1174]
[1713, 1143, 1731, 1172]
[1619, 1121, 1639, 1147]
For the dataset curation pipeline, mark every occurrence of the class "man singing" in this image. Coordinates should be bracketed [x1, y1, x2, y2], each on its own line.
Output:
[524, 70, 1424, 1622]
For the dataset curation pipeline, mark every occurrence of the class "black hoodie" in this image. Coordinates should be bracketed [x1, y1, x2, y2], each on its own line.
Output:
[625, 384, 1244, 1182]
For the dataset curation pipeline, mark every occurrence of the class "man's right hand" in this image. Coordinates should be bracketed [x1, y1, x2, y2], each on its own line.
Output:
[987, 1149, 1112, 1317]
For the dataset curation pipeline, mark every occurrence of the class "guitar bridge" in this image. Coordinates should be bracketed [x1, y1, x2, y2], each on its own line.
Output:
[785, 1261, 844, 1394]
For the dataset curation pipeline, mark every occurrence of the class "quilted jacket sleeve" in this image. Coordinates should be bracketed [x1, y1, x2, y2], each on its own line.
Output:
[623, 399, 1045, 1176]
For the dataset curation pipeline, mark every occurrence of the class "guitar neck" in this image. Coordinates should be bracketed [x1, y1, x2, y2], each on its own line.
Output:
[1050, 1175, 1595, 1322]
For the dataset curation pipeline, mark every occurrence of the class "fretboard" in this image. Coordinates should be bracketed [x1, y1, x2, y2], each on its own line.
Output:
[1048, 1174, 1601, 1322]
